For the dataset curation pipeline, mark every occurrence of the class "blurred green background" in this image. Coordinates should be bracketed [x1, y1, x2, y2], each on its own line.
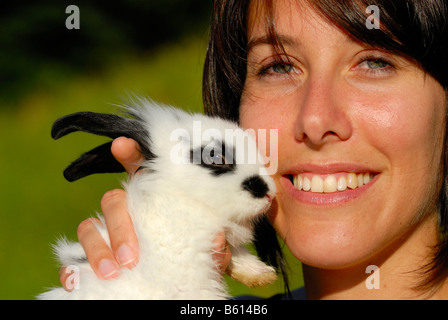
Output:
[0, 0, 303, 299]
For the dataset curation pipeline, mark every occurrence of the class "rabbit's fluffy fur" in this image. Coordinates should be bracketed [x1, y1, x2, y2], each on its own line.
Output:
[38, 98, 277, 299]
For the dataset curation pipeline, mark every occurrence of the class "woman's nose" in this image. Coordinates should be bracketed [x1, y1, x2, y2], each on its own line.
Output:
[294, 74, 352, 148]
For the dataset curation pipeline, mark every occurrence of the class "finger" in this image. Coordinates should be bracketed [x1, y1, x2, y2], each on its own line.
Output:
[77, 217, 120, 279]
[111, 137, 144, 176]
[101, 189, 139, 269]
[212, 232, 231, 276]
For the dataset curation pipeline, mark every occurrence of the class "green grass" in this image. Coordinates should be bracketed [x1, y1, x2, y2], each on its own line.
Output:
[0, 36, 303, 299]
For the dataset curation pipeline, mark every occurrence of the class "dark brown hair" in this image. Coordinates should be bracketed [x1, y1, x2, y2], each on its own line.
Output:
[203, 0, 448, 294]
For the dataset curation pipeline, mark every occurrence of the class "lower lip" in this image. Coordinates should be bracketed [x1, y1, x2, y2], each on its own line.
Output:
[281, 174, 378, 206]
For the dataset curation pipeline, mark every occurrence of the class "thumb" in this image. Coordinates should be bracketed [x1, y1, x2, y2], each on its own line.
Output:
[212, 232, 231, 276]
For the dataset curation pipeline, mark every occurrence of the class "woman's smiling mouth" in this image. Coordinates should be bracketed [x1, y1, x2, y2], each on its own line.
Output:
[291, 172, 376, 193]
[281, 165, 380, 205]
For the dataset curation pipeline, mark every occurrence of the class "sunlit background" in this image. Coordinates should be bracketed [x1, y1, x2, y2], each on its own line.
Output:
[0, 0, 303, 299]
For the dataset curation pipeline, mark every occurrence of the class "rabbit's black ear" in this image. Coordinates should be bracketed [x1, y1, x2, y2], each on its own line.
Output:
[63, 141, 125, 182]
[52, 112, 144, 141]
[52, 111, 154, 181]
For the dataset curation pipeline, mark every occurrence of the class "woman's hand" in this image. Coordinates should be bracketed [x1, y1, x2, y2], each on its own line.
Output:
[60, 137, 231, 290]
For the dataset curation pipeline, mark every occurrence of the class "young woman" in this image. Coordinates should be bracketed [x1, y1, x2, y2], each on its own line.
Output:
[61, 0, 448, 299]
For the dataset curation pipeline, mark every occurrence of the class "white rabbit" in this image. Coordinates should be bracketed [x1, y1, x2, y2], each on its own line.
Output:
[38, 97, 277, 299]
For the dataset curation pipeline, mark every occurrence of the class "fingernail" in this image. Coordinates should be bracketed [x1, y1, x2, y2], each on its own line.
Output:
[99, 259, 119, 279]
[117, 245, 137, 267]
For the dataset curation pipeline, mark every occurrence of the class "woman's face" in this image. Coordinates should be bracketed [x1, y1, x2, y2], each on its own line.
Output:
[240, 0, 447, 269]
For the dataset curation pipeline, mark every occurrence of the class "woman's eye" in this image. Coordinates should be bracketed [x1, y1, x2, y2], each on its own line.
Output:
[271, 63, 294, 74]
[356, 56, 394, 72]
[352, 55, 396, 78]
[364, 59, 390, 69]
[258, 60, 300, 78]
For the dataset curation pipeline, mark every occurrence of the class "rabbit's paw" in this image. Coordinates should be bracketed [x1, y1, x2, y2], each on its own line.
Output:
[228, 256, 277, 288]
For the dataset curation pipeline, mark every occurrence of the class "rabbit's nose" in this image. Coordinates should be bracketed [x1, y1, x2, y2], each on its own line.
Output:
[242, 175, 269, 199]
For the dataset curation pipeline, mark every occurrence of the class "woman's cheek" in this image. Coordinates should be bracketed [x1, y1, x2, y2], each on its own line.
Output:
[354, 92, 443, 174]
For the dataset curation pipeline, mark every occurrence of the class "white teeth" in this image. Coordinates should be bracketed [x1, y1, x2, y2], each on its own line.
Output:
[363, 173, 371, 184]
[337, 176, 347, 191]
[323, 175, 337, 193]
[311, 175, 324, 193]
[357, 174, 364, 187]
[347, 173, 358, 189]
[302, 176, 311, 191]
[293, 172, 374, 193]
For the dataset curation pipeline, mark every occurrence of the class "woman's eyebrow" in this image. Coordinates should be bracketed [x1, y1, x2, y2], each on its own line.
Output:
[247, 34, 300, 51]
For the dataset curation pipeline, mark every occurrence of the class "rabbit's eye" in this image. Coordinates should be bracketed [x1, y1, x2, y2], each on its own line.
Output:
[203, 150, 226, 165]
[190, 143, 235, 176]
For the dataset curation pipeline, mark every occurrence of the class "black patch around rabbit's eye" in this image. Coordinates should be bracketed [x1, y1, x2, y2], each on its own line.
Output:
[190, 143, 235, 176]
